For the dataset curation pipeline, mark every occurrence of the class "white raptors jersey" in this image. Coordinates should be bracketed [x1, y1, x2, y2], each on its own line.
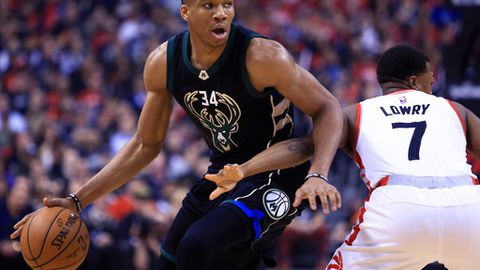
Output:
[355, 90, 474, 187]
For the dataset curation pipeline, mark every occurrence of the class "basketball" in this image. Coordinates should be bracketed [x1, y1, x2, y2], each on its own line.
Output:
[19, 207, 89, 270]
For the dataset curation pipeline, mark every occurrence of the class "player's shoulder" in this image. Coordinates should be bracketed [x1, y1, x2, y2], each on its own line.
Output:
[143, 41, 169, 92]
[247, 38, 291, 66]
[145, 42, 168, 70]
[446, 99, 469, 119]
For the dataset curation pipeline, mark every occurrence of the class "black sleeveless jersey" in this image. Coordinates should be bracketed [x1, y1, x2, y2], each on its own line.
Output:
[166, 23, 296, 171]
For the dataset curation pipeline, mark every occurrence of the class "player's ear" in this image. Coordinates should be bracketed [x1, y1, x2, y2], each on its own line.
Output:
[180, 5, 190, 22]
[408, 75, 417, 89]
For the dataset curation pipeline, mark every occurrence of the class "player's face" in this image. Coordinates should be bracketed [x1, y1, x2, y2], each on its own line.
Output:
[413, 62, 434, 94]
[181, 0, 235, 47]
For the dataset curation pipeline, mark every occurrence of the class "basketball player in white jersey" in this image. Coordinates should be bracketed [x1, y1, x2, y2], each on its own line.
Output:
[204, 45, 480, 270]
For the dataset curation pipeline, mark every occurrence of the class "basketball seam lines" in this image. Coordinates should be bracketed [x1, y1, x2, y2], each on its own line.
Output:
[25, 212, 45, 270]
[33, 209, 68, 261]
[32, 222, 87, 270]
[34, 215, 84, 268]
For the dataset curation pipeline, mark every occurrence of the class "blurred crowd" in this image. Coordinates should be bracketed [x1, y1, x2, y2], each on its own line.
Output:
[0, 0, 478, 269]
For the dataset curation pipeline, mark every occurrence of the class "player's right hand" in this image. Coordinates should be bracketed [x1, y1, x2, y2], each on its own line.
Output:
[293, 178, 342, 214]
[205, 164, 245, 200]
[9, 197, 77, 240]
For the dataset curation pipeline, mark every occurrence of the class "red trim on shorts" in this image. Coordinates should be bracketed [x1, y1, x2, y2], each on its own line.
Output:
[344, 176, 389, 246]
[447, 99, 467, 137]
[472, 177, 479, 185]
[375, 176, 390, 188]
[327, 250, 343, 270]
[345, 206, 366, 246]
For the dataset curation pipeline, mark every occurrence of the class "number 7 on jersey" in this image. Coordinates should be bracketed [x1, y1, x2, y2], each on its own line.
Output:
[391, 121, 427, 161]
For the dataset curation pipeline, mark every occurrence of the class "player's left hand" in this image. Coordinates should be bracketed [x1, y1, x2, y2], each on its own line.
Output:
[205, 164, 244, 200]
[10, 197, 76, 240]
[293, 178, 341, 214]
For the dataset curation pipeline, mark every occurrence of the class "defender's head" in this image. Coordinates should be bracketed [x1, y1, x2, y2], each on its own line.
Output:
[180, 0, 235, 48]
[377, 45, 434, 94]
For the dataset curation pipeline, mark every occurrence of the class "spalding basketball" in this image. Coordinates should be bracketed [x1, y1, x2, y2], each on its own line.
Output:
[20, 207, 89, 270]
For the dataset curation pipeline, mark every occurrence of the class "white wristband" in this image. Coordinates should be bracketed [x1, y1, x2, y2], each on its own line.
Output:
[304, 173, 328, 182]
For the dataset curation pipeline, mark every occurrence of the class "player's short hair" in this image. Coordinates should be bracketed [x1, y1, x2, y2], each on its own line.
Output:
[376, 45, 430, 84]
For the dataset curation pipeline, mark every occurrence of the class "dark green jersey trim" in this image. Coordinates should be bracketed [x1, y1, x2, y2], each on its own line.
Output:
[166, 37, 175, 93]
[160, 246, 176, 264]
[220, 199, 235, 206]
[182, 24, 238, 78]
[241, 35, 273, 98]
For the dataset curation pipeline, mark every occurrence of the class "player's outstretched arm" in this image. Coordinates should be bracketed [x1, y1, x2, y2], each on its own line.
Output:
[205, 137, 314, 200]
[245, 38, 343, 213]
[10, 43, 173, 240]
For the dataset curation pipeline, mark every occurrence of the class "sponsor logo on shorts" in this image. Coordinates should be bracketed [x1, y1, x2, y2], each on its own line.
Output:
[262, 189, 290, 220]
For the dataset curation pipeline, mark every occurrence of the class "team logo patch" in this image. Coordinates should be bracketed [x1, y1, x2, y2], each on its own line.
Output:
[262, 189, 290, 220]
[184, 91, 241, 152]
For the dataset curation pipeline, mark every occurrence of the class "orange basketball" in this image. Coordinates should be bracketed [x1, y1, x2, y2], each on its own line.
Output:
[20, 207, 89, 270]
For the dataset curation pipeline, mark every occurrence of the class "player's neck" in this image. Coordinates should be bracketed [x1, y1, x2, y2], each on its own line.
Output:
[381, 81, 414, 95]
[189, 34, 227, 70]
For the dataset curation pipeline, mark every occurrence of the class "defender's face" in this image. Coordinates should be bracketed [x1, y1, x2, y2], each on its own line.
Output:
[414, 62, 434, 94]
[181, 0, 235, 47]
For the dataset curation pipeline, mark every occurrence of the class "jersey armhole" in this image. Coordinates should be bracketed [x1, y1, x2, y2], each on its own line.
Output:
[241, 35, 273, 98]
[447, 99, 467, 137]
[353, 103, 362, 150]
[166, 37, 175, 93]
[353, 103, 365, 169]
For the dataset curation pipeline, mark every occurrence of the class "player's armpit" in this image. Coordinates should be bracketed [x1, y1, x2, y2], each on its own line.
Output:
[450, 101, 480, 159]
[466, 108, 480, 159]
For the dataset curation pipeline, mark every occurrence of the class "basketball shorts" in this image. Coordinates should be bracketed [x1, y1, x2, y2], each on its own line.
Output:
[326, 177, 480, 270]
[161, 161, 310, 268]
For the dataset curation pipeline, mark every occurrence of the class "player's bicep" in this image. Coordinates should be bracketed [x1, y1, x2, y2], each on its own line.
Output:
[137, 43, 173, 146]
[137, 90, 172, 146]
[276, 62, 338, 117]
[247, 40, 337, 116]
[283, 65, 335, 115]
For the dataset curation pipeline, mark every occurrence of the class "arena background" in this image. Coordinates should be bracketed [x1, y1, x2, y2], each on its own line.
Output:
[0, 0, 479, 269]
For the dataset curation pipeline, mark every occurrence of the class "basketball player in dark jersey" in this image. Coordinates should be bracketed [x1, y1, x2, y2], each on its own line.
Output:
[11, 1, 343, 269]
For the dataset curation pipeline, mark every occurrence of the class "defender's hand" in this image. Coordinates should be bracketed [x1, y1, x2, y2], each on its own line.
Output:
[293, 178, 342, 214]
[205, 164, 244, 200]
[10, 197, 77, 239]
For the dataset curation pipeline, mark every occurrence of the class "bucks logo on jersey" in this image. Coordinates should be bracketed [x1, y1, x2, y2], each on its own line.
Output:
[184, 91, 241, 152]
